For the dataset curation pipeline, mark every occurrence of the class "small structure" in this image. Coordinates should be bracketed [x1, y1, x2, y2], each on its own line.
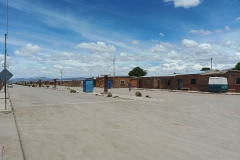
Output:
[83, 80, 94, 92]
[96, 76, 137, 88]
[208, 77, 228, 92]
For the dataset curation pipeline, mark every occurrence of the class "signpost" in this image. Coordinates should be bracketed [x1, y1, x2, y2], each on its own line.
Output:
[2, 34, 13, 110]
[0, 68, 13, 84]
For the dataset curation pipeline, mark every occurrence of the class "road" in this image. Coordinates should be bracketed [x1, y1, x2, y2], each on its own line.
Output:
[1, 85, 240, 160]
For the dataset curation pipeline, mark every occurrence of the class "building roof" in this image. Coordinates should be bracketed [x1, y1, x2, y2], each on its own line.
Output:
[200, 70, 227, 75]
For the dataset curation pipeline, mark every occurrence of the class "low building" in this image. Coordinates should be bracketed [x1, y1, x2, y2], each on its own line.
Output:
[96, 76, 137, 88]
[136, 70, 240, 92]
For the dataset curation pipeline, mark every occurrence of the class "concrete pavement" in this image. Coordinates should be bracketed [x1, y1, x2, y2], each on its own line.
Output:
[0, 89, 12, 114]
[0, 89, 14, 160]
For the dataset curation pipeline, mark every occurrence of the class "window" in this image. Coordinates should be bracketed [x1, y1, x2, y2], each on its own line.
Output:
[190, 79, 196, 84]
[146, 79, 150, 85]
[166, 80, 171, 86]
[236, 78, 240, 84]
[99, 80, 102, 84]
[120, 80, 125, 86]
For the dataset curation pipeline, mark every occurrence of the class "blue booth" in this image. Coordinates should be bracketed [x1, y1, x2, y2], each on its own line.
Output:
[108, 81, 112, 89]
[83, 80, 94, 92]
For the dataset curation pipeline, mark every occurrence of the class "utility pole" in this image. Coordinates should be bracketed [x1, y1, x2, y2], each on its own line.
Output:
[4, 34, 7, 110]
[211, 57, 212, 71]
[111, 58, 115, 88]
[61, 70, 62, 86]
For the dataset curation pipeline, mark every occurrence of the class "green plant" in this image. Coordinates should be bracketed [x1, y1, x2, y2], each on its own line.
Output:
[113, 96, 119, 98]
[107, 93, 112, 97]
[70, 89, 76, 93]
[146, 95, 151, 98]
[135, 91, 142, 97]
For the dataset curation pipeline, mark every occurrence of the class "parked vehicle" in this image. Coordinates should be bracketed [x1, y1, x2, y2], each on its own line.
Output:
[7, 84, 13, 88]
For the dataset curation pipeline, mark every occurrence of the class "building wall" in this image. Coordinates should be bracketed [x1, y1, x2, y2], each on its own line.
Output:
[95, 76, 135, 88]
[227, 71, 240, 92]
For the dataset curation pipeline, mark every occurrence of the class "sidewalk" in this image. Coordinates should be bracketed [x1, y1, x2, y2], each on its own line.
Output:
[0, 89, 13, 160]
[0, 90, 12, 114]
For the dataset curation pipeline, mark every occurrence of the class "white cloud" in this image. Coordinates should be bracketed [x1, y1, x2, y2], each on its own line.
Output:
[236, 17, 240, 21]
[163, 0, 203, 8]
[150, 42, 174, 53]
[195, 43, 213, 54]
[225, 26, 231, 31]
[223, 40, 232, 47]
[150, 39, 158, 43]
[14, 43, 42, 57]
[50, 52, 76, 61]
[131, 40, 139, 45]
[237, 47, 240, 52]
[215, 29, 222, 33]
[75, 41, 116, 52]
[159, 33, 164, 37]
[182, 39, 198, 48]
[189, 29, 212, 35]
[235, 52, 240, 56]
[150, 44, 168, 53]
[167, 50, 180, 59]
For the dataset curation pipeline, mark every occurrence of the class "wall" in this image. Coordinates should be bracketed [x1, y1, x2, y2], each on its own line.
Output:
[227, 71, 240, 92]
[96, 76, 133, 88]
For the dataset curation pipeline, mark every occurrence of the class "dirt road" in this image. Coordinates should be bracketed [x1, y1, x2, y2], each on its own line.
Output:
[2, 85, 240, 160]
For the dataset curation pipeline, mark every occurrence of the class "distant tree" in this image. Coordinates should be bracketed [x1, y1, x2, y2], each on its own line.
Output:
[128, 67, 147, 77]
[200, 67, 211, 71]
[233, 62, 240, 70]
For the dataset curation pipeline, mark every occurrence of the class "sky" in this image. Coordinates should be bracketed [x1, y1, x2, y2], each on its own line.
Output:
[0, 0, 240, 79]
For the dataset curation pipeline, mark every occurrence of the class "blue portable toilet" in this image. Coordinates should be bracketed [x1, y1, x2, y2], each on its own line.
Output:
[208, 77, 228, 92]
[107, 81, 112, 89]
[83, 80, 94, 92]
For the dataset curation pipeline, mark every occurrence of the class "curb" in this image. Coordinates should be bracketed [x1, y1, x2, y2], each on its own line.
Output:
[0, 145, 3, 160]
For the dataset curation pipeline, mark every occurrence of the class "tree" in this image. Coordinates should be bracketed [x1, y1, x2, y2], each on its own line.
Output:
[128, 67, 147, 77]
[200, 67, 211, 71]
[233, 62, 240, 70]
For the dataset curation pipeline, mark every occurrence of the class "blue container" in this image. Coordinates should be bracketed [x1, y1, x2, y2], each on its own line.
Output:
[83, 80, 94, 92]
[209, 84, 228, 92]
[208, 77, 228, 92]
[108, 81, 112, 89]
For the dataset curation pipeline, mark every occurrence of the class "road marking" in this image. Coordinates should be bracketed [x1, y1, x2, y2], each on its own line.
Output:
[30, 100, 134, 107]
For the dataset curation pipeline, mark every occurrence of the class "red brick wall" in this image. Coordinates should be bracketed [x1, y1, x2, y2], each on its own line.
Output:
[227, 71, 240, 92]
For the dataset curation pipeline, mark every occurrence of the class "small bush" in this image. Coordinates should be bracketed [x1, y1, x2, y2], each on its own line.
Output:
[70, 89, 76, 93]
[107, 93, 112, 97]
[135, 91, 142, 97]
[32, 85, 36, 87]
[146, 95, 151, 98]
[113, 96, 119, 98]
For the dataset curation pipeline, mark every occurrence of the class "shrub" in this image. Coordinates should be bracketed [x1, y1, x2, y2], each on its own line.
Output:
[70, 89, 76, 93]
[146, 95, 151, 98]
[113, 96, 119, 98]
[135, 91, 142, 97]
[107, 93, 112, 97]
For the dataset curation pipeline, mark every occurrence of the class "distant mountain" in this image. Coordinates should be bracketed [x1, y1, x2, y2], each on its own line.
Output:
[10, 77, 87, 82]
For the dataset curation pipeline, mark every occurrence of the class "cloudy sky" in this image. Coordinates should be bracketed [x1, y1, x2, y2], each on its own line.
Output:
[0, 0, 240, 79]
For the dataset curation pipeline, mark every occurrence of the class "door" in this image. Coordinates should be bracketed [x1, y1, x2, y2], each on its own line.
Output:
[138, 79, 142, 88]
[178, 79, 182, 90]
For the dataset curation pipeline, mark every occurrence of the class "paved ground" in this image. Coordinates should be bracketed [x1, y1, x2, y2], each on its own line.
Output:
[0, 85, 240, 160]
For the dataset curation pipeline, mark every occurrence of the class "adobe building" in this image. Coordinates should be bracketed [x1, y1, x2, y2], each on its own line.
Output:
[136, 70, 240, 92]
[96, 76, 137, 88]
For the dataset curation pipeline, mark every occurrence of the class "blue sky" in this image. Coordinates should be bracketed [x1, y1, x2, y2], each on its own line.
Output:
[0, 0, 240, 79]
